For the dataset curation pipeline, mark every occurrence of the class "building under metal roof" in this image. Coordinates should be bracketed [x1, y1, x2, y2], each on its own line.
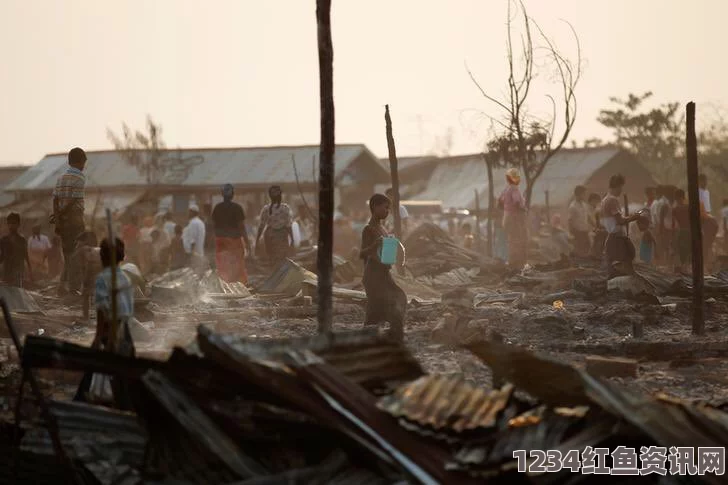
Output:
[7, 144, 387, 193]
[412, 147, 657, 209]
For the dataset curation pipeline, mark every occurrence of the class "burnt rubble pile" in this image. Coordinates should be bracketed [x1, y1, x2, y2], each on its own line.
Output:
[402, 223, 502, 279]
[6, 327, 728, 485]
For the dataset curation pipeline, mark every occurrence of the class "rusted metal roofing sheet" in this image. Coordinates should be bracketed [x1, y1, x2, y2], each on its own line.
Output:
[287, 350, 481, 485]
[201, 327, 424, 391]
[8, 144, 385, 192]
[378, 376, 513, 433]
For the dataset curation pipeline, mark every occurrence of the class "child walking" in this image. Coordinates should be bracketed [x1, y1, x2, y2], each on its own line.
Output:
[75, 237, 136, 409]
[359, 194, 407, 341]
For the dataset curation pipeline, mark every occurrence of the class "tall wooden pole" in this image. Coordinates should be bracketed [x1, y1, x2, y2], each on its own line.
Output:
[484, 155, 494, 257]
[686, 102, 704, 335]
[623, 194, 630, 240]
[385, 105, 404, 275]
[316, 0, 334, 334]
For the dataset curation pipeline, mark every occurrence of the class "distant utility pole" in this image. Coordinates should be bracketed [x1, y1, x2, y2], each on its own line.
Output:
[316, 0, 334, 334]
[686, 102, 704, 335]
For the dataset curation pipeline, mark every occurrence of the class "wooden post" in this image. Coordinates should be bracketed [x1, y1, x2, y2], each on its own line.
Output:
[686, 102, 704, 335]
[474, 189, 481, 250]
[384, 105, 404, 276]
[316, 0, 334, 334]
[622, 193, 630, 240]
[484, 155, 494, 257]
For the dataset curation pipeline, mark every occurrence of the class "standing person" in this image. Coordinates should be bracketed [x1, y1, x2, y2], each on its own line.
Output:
[88, 237, 135, 409]
[588, 192, 607, 260]
[255, 186, 293, 268]
[699, 174, 718, 271]
[169, 224, 188, 271]
[48, 234, 63, 280]
[52, 147, 87, 294]
[163, 212, 176, 239]
[121, 215, 140, 265]
[211, 184, 250, 284]
[493, 200, 508, 262]
[0, 213, 32, 287]
[568, 185, 591, 257]
[653, 186, 673, 265]
[721, 198, 728, 256]
[499, 168, 528, 271]
[359, 194, 407, 341]
[645, 187, 656, 210]
[672, 189, 691, 274]
[601, 174, 640, 277]
[385, 188, 409, 236]
[28, 225, 52, 279]
[182, 204, 206, 273]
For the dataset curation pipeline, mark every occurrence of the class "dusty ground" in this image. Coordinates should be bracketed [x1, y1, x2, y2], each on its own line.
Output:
[2, 261, 728, 422]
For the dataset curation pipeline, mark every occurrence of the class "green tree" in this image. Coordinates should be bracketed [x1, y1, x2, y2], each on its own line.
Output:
[596, 92, 684, 181]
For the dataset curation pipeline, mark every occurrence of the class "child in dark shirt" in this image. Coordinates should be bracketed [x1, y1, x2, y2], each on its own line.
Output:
[0, 213, 32, 287]
[169, 224, 188, 270]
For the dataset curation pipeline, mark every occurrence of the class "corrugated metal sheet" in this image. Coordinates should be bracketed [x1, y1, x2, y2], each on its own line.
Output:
[378, 376, 513, 433]
[8, 144, 384, 192]
[413, 147, 623, 209]
[20, 400, 147, 476]
[202, 328, 424, 392]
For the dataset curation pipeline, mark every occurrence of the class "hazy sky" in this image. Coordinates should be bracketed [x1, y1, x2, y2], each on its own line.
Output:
[0, 0, 724, 165]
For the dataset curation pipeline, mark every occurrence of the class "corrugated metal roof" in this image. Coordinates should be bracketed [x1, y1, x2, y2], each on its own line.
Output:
[7, 144, 385, 192]
[413, 147, 624, 209]
[378, 376, 514, 433]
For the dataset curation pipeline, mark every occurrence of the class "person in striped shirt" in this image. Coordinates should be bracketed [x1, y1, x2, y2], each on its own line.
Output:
[52, 147, 87, 293]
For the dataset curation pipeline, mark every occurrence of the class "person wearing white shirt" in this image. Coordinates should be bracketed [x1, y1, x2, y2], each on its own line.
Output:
[699, 173, 712, 214]
[27, 225, 52, 277]
[182, 204, 206, 258]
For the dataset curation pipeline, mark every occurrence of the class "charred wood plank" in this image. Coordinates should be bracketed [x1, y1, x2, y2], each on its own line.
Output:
[141, 370, 268, 480]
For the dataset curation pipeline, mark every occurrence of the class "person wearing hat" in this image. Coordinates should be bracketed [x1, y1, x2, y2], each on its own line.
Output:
[182, 203, 206, 272]
[211, 184, 250, 283]
[255, 185, 293, 267]
[498, 168, 528, 270]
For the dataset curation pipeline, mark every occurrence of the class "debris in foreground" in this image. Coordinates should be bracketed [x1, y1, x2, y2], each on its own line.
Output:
[6, 325, 728, 485]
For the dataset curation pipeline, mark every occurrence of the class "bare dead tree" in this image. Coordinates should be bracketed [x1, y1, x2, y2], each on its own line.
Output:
[467, 0, 582, 207]
[316, 0, 335, 334]
[107, 115, 166, 185]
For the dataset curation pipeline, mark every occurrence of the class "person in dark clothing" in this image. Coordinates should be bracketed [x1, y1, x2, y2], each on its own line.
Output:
[211, 184, 250, 283]
[672, 189, 691, 273]
[0, 213, 32, 287]
[169, 224, 188, 270]
[360, 194, 407, 341]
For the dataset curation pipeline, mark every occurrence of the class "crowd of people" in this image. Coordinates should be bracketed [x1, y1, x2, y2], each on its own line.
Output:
[3, 146, 725, 348]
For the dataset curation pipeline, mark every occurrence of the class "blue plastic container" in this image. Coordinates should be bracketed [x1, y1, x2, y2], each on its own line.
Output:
[379, 237, 399, 265]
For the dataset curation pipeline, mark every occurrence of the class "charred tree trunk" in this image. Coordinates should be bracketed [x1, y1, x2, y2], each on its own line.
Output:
[686, 102, 704, 335]
[316, 0, 334, 334]
[384, 105, 404, 275]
